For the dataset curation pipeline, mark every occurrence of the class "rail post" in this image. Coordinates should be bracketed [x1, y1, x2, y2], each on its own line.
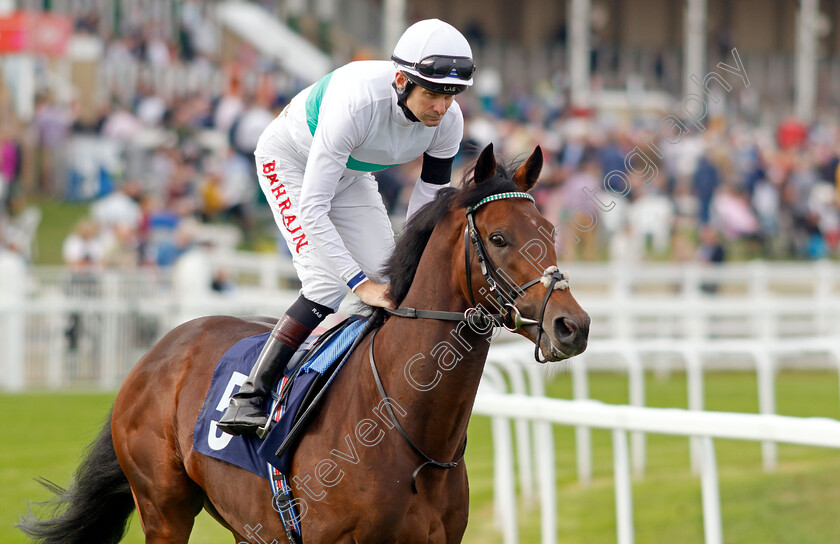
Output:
[0, 251, 26, 391]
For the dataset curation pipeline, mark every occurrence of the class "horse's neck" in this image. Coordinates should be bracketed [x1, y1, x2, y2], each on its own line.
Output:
[375, 223, 491, 459]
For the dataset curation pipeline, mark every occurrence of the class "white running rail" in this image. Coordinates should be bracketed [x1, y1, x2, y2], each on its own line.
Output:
[472, 393, 840, 544]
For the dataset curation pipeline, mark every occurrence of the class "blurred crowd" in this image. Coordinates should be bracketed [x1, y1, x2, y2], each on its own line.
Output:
[0, 2, 264, 272]
[1, 2, 839, 276]
[459, 113, 840, 265]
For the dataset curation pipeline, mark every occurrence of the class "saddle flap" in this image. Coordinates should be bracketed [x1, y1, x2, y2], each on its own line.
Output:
[257, 316, 368, 474]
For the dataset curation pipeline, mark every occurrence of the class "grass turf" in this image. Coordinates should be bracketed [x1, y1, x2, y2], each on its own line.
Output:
[4, 370, 840, 543]
[28, 198, 91, 266]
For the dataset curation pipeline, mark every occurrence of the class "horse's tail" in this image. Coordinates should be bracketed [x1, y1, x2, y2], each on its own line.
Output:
[17, 412, 136, 544]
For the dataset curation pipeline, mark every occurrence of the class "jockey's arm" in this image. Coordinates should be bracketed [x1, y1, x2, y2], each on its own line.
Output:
[405, 153, 454, 221]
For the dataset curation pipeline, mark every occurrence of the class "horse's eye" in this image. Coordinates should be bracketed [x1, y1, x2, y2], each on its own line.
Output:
[489, 233, 507, 247]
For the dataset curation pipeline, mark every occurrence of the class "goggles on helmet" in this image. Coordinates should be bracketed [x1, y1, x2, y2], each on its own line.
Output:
[392, 54, 476, 81]
[401, 71, 466, 95]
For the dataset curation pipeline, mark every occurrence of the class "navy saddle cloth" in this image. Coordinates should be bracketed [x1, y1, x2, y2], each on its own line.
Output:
[193, 315, 367, 478]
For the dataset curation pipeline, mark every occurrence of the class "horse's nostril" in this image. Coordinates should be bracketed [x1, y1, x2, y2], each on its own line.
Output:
[555, 317, 577, 341]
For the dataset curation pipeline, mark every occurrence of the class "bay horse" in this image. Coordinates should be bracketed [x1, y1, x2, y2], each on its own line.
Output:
[19, 144, 589, 544]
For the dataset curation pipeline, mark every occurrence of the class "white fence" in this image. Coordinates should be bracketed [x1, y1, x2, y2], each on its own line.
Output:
[204, 255, 840, 343]
[0, 249, 333, 390]
[574, 336, 840, 476]
[1, 254, 178, 390]
[2, 251, 840, 392]
[486, 331, 840, 498]
[569, 261, 840, 341]
[481, 330, 840, 544]
[471, 392, 840, 544]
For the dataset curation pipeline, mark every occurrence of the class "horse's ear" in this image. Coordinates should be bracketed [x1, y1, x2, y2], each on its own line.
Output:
[513, 146, 543, 192]
[474, 143, 497, 185]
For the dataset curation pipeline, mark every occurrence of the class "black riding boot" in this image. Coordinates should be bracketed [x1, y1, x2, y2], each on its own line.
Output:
[217, 314, 313, 436]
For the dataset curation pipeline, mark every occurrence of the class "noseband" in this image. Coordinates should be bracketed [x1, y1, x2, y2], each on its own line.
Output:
[385, 191, 569, 363]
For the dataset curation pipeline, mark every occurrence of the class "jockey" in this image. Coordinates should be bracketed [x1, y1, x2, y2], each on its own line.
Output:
[218, 19, 475, 436]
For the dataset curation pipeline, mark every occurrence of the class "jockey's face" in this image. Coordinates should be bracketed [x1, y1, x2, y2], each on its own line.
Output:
[395, 72, 455, 127]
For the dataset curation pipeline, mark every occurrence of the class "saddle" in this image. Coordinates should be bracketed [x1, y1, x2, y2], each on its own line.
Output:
[257, 314, 369, 474]
[193, 315, 370, 476]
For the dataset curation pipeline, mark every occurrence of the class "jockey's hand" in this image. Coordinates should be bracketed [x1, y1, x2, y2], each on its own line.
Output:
[354, 281, 396, 309]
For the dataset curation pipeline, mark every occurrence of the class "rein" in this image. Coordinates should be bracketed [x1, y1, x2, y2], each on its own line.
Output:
[385, 191, 569, 363]
[367, 328, 465, 493]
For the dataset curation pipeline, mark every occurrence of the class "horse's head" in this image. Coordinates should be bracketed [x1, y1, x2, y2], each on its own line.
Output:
[459, 143, 590, 361]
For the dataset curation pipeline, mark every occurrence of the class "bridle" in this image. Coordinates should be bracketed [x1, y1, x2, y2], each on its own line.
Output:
[373, 190, 570, 493]
[385, 191, 569, 363]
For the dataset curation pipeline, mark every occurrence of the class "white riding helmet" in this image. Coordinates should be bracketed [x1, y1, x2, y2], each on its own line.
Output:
[392, 19, 475, 95]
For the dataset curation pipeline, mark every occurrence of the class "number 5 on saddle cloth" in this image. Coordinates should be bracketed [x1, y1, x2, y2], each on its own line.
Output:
[193, 314, 369, 479]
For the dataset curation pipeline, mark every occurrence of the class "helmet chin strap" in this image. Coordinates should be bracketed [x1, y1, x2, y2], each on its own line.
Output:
[391, 81, 420, 123]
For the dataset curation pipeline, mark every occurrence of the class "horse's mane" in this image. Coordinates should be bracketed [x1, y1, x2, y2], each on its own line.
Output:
[382, 161, 521, 306]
